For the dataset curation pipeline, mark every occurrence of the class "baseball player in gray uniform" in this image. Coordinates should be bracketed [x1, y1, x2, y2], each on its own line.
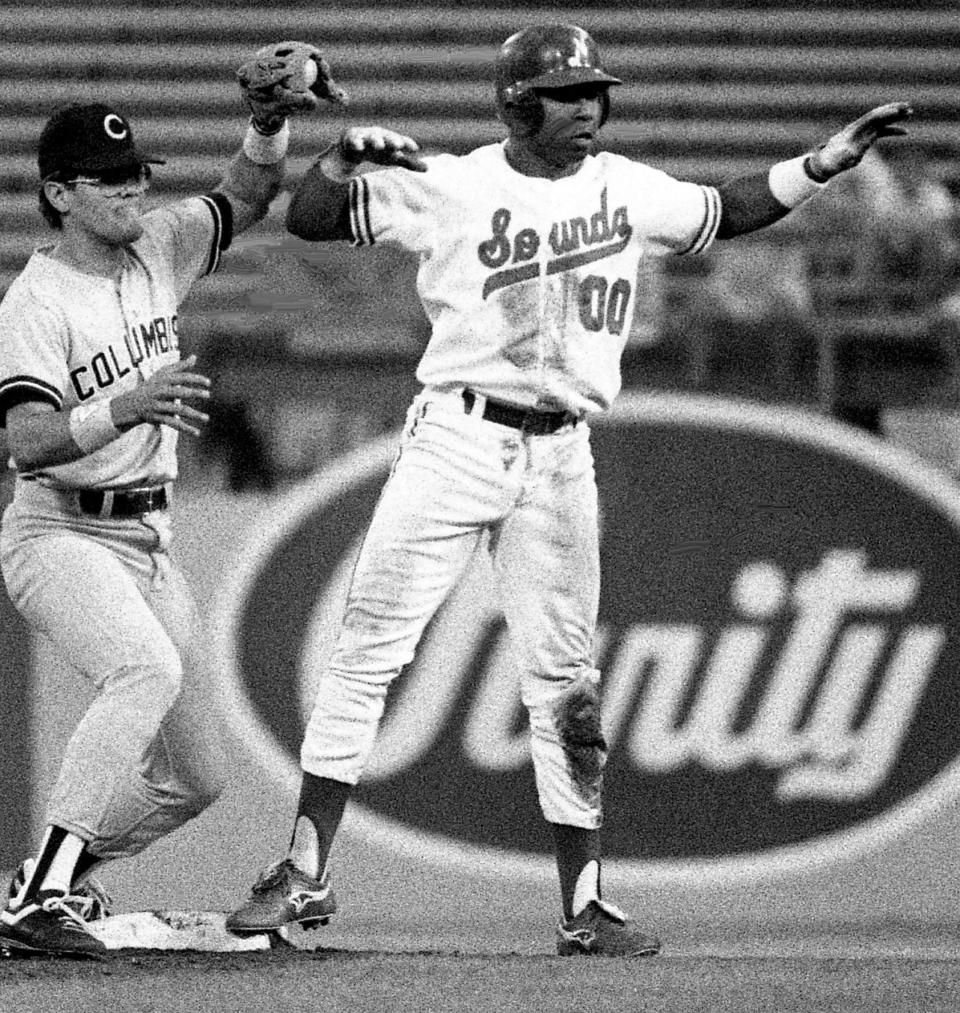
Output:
[0, 43, 344, 958]
[227, 24, 912, 955]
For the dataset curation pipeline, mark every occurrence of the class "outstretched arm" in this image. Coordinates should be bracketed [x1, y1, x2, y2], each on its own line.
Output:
[716, 101, 913, 239]
[286, 126, 426, 241]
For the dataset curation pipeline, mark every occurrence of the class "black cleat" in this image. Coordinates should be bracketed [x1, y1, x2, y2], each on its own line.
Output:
[556, 899, 661, 957]
[226, 858, 337, 934]
[0, 891, 107, 958]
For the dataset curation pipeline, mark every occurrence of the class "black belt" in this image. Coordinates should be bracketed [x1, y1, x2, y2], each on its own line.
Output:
[461, 389, 578, 436]
[77, 486, 168, 518]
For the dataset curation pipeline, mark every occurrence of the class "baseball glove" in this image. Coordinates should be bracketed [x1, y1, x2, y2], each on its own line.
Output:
[237, 41, 348, 129]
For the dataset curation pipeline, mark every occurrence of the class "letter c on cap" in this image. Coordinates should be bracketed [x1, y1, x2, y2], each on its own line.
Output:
[103, 114, 128, 140]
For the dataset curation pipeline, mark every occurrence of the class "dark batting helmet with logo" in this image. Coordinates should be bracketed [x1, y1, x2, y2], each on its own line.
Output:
[495, 23, 622, 136]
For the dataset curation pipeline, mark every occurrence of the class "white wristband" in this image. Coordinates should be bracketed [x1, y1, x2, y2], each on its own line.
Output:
[69, 399, 120, 455]
[243, 119, 290, 165]
[768, 155, 829, 209]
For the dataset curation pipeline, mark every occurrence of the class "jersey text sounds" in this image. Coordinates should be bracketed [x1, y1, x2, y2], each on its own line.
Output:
[478, 188, 632, 298]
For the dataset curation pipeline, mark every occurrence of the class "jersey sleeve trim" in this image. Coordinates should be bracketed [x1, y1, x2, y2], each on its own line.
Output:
[349, 176, 374, 246]
[678, 185, 721, 256]
[198, 192, 235, 275]
[0, 376, 63, 427]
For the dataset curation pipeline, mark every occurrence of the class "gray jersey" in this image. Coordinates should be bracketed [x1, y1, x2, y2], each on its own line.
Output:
[0, 195, 227, 488]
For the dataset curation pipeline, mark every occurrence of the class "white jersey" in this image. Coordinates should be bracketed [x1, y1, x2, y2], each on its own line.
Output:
[348, 141, 720, 414]
[0, 196, 227, 489]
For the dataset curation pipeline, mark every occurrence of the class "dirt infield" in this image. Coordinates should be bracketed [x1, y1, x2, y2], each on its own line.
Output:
[5, 924, 960, 1013]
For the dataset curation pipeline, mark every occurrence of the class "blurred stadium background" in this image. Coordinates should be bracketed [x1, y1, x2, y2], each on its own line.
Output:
[2, 0, 958, 490]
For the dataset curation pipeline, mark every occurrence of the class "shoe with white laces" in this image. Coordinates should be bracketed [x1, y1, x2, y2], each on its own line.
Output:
[0, 890, 107, 957]
[226, 858, 337, 934]
[556, 899, 661, 957]
[8, 859, 111, 922]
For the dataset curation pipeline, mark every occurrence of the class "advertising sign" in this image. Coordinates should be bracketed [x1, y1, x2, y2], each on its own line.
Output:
[211, 394, 960, 882]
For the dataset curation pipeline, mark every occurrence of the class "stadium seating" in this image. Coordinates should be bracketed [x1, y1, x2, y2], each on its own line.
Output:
[1, 2, 958, 407]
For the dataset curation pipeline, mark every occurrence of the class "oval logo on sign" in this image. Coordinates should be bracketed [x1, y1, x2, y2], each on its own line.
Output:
[210, 394, 960, 882]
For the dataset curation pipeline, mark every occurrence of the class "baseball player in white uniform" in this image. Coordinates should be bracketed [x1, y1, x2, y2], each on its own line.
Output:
[227, 24, 912, 955]
[0, 41, 341, 958]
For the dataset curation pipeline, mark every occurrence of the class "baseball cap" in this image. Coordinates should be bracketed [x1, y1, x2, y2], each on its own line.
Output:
[38, 103, 165, 181]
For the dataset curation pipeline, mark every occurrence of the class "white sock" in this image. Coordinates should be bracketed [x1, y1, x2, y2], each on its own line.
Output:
[571, 860, 601, 917]
[37, 829, 85, 896]
[288, 815, 322, 879]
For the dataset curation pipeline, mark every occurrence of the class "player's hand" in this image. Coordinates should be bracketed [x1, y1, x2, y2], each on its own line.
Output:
[111, 355, 212, 437]
[338, 126, 428, 172]
[807, 102, 914, 180]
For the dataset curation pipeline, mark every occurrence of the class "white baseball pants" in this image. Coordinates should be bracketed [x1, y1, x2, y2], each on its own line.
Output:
[301, 389, 605, 828]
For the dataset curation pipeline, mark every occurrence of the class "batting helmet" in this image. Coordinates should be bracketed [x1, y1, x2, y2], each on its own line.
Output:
[495, 24, 622, 136]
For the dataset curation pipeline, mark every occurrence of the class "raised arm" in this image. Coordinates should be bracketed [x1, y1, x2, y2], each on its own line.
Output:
[220, 41, 350, 237]
[716, 101, 914, 239]
[286, 126, 427, 241]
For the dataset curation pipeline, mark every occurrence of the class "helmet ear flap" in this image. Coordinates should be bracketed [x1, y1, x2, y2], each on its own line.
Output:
[498, 83, 544, 136]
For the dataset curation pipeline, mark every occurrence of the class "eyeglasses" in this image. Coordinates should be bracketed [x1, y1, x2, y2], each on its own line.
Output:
[62, 164, 152, 193]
